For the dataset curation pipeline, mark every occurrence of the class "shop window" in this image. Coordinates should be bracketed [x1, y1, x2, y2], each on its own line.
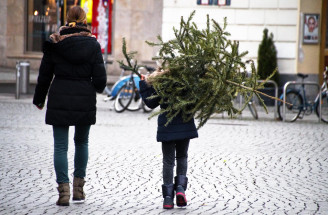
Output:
[26, 0, 58, 52]
[26, 0, 112, 54]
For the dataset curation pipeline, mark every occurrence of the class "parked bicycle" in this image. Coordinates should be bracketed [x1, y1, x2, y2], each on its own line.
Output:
[238, 93, 258, 119]
[239, 62, 259, 119]
[247, 95, 258, 119]
[277, 68, 328, 122]
[104, 65, 156, 113]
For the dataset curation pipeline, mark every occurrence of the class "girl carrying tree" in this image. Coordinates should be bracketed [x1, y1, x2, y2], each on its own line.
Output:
[139, 71, 198, 209]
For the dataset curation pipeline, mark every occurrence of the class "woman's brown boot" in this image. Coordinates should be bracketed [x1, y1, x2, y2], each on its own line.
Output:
[73, 177, 85, 202]
[56, 183, 70, 206]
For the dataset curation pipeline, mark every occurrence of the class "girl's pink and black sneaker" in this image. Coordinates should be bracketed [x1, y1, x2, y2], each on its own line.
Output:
[175, 175, 188, 207]
[162, 184, 174, 209]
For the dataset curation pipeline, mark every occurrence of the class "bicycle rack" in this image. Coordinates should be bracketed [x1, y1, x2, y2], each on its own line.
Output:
[257, 80, 278, 119]
[282, 81, 322, 122]
[239, 80, 278, 119]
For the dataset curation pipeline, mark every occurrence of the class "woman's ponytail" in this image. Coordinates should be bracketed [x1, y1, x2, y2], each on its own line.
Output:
[66, 6, 86, 27]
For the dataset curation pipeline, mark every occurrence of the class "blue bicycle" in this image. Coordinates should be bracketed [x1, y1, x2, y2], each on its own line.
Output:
[277, 70, 328, 122]
[104, 65, 155, 113]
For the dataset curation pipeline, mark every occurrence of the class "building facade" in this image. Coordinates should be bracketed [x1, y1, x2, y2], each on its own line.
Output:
[0, 0, 326, 86]
[0, 0, 163, 84]
[162, 0, 324, 86]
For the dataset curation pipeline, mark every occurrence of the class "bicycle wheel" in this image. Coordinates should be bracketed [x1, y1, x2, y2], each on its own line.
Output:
[277, 91, 303, 122]
[114, 82, 135, 113]
[315, 93, 328, 123]
[247, 101, 258, 119]
[127, 90, 142, 111]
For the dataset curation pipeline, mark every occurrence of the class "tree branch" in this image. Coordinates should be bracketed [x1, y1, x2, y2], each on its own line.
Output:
[226, 80, 292, 106]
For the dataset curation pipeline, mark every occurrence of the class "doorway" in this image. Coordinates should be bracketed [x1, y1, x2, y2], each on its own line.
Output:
[320, 0, 328, 84]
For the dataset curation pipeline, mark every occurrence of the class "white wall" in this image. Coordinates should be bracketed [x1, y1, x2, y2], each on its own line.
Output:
[162, 0, 299, 75]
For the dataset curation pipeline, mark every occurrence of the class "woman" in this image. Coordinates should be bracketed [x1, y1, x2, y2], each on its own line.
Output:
[33, 6, 107, 206]
[139, 72, 198, 209]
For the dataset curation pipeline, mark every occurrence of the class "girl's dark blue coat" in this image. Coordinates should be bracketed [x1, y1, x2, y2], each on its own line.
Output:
[139, 80, 198, 142]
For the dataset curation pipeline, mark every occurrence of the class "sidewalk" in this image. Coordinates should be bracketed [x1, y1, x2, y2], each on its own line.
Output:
[0, 94, 327, 214]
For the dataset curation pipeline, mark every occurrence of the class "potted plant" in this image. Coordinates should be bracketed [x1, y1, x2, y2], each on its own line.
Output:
[257, 28, 280, 106]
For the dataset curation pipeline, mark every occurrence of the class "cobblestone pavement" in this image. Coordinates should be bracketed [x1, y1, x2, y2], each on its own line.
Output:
[0, 94, 328, 215]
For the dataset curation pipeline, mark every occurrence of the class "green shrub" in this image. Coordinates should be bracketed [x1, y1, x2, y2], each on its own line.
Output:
[257, 28, 279, 86]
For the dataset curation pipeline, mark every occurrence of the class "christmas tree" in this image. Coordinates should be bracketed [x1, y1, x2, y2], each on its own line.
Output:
[119, 11, 278, 128]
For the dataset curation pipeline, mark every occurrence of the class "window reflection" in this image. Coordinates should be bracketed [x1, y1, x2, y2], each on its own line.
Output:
[26, 0, 57, 52]
[26, 0, 112, 54]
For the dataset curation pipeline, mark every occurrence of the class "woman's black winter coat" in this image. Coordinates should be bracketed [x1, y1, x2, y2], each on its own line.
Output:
[139, 80, 198, 142]
[33, 26, 107, 126]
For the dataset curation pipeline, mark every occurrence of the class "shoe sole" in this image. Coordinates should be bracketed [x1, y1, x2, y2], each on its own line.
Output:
[163, 205, 174, 209]
[56, 202, 69, 206]
[72, 198, 85, 200]
[72, 199, 85, 204]
[176, 192, 187, 207]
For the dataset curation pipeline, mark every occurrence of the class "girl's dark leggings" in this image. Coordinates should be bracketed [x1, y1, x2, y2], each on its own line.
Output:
[53, 125, 90, 184]
[162, 139, 190, 185]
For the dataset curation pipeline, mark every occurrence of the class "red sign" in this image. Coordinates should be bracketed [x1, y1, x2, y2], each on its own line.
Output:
[91, 0, 113, 54]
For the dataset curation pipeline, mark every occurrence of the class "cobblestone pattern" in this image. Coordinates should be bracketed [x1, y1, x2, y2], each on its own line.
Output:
[0, 94, 327, 214]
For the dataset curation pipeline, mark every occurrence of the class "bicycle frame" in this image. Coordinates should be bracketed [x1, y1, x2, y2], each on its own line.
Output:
[278, 69, 328, 122]
[281, 83, 325, 110]
[281, 81, 321, 122]
[314, 81, 328, 105]
[110, 75, 140, 98]
[109, 65, 155, 99]
[108, 68, 141, 99]
[295, 81, 328, 111]
[297, 82, 313, 113]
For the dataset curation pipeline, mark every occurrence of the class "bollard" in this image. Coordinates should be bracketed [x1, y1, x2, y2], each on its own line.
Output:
[19, 61, 30, 94]
[15, 61, 30, 99]
[15, 61, 20, 99]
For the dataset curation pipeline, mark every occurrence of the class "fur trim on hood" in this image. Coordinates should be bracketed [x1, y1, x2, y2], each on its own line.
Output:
[50, 26, 95, 43]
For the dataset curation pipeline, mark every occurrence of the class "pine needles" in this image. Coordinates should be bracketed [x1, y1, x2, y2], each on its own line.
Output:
[117, 38, 142, 78]
[145, 11, 275, 128]
[120, 11, 278, 129]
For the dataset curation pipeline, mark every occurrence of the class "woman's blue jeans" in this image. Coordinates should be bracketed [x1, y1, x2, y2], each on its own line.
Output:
[53, 125, 90, 184]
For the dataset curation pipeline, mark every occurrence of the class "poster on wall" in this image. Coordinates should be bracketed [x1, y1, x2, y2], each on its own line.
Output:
[303, 13, 320, 44]
[91, 0, 112, 53]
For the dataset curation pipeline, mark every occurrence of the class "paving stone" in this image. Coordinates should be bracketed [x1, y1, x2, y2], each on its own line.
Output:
[0, 94, 327, 214]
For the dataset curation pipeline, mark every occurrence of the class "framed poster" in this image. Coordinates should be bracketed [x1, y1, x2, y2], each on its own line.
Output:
[303, 14, 320, 44]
